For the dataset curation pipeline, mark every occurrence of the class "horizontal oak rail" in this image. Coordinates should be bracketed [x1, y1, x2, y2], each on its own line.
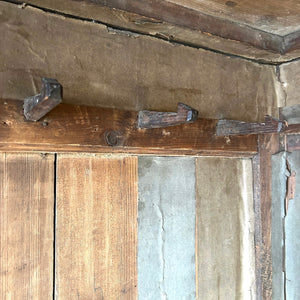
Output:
[0, 99, 258, 157]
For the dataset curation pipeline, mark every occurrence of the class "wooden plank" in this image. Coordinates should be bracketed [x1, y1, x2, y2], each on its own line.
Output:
[196, 157, 255, 299]
[0, 2, 282, 122]
[285, 124, 300, 135]
[0, 153, 54, 299]
[55, 154, 137, 299]
[42, 0, 300, 53]
[12, 0, 300, 63]
[0, 99, 257, 157]
[252, 134, 280, 299]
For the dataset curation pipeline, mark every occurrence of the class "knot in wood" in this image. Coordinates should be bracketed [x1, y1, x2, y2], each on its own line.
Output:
[105, 130, 121, 147]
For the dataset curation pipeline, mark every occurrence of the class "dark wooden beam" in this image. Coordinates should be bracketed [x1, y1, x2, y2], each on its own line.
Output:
[0, 99, 257, 156]
[284, 123, 300, 135]
[74, 0, 299, 54]
[252, 134, 280, 299]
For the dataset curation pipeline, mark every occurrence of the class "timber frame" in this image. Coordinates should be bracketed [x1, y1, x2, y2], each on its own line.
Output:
[1, 98, 300, 299]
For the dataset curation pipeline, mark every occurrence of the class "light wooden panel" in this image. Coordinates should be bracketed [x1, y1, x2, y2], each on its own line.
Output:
[196, 157, 256, 299]
[0, 153, 54, 299]
[55, 154, 137, 299]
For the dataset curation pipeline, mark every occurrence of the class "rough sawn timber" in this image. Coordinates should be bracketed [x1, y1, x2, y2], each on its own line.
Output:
[252, 134, 280, 299]
[0, 99, 257, 157]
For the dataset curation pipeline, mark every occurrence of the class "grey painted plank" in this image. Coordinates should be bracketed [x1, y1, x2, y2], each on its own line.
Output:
[272, 151, 300, 300]
[286, 151, 300, 299]
[138, 157, 196, 300]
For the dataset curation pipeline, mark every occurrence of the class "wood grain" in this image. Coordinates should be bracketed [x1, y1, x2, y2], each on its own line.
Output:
[11, 0, 300, 63]
[252, 134, 280, 299]
[66, 0, 300, 53]
[55, 154, 137, 299]
[0, 153, 54, 299]
[0, 99, 257, 157]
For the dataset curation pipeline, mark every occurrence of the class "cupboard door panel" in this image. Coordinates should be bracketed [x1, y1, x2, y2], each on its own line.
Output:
[55, 154, 137, 299]
[0, 153, 54, 299]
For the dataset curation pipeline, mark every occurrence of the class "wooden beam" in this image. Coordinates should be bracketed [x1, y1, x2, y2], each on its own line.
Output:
[47, 0, 300, 54]
[284, 123, 300, 135]
[252, 134, 280, 299]
[11, 0, 300, 63]
[0, 99, 257, 156]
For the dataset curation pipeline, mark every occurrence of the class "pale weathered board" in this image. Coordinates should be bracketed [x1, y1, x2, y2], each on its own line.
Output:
[272, 151, 300, 299]
[138, 157, 196, 299]
[55, 154, 137, 299]
[196, 157, 256, 299]
[0, 153, 54, 299]
[0, 1, 283, 122]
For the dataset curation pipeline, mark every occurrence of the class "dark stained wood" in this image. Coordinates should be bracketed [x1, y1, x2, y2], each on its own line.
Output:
[68, 0, 300, 53]
[12, 0, 300, 63]
[55, 154, 137, 299]
[0, 153, 54, 299]
[284, 124, 300, 135]
[138, 102, 198, 129]
[24, 78, 62, 121]
[0, 99, 258, 157]
[252, 134, 280, 299]
[216, 116, 286, 136]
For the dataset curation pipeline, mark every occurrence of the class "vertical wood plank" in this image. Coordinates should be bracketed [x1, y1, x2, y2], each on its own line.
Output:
[254, 134, 280, 299]
[55, 154, 137, 299]
[0, 153, 54, 299]
[196, 157, 256, 299]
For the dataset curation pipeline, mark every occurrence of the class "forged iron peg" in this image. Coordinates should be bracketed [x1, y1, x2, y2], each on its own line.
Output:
[137, 102, 198, 129]
[24, 77, 62, 121]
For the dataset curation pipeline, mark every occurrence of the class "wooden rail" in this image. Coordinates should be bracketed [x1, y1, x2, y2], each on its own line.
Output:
[0, 99, 257, 156]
